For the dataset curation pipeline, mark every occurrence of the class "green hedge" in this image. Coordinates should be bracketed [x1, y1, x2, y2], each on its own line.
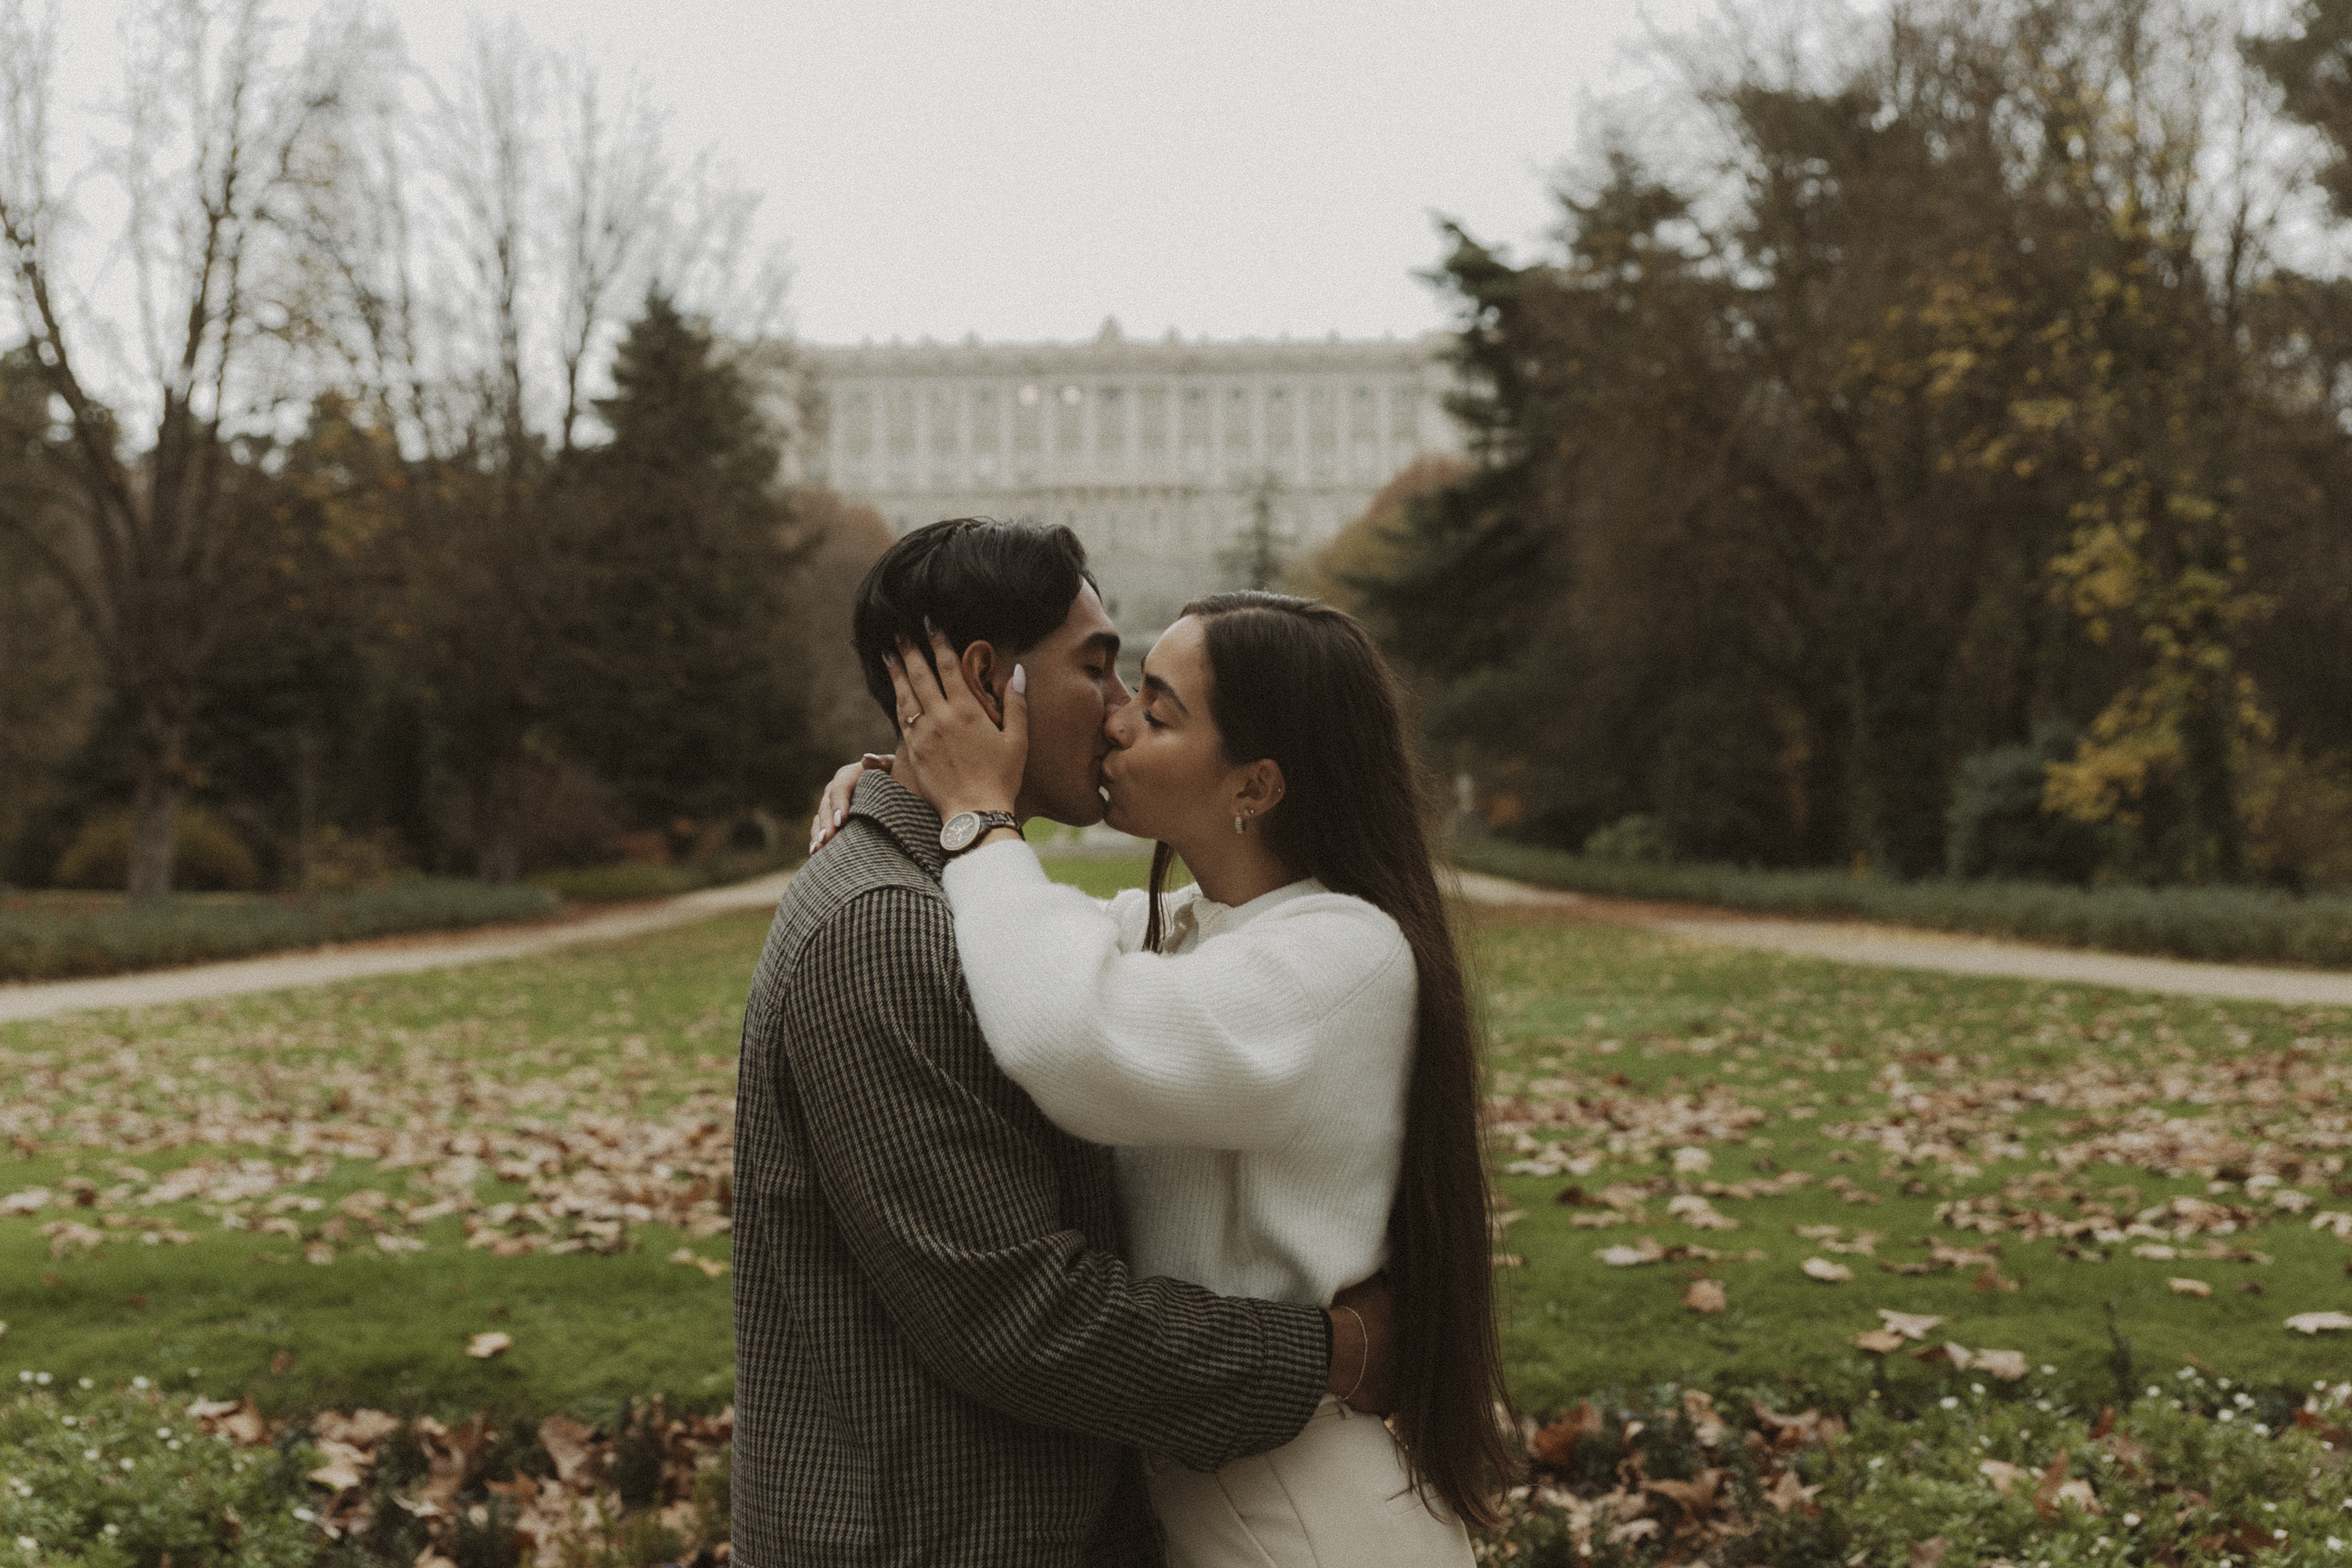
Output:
[527, 847, 800, 904]
[0, 881, 561, 984]
[1452, 837, 2352, 968]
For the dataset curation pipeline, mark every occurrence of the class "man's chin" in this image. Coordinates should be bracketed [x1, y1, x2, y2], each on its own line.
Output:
[1036, 789, 1108, 830]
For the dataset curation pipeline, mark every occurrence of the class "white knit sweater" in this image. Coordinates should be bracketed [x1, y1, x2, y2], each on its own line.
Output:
[939, 839, 1415, 1308]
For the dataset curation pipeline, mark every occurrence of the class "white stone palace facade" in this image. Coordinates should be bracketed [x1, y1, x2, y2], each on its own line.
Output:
[768, 321, 1460, 639]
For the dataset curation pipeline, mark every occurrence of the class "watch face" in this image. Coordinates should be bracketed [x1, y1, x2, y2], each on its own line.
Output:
[939, 811, 981, 853]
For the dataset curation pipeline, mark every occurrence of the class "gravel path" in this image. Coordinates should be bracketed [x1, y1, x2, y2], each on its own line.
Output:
[9, 866, 2346, 1024]
[0, 871, 794, 1025]
[1448, 869, 2352, 1007]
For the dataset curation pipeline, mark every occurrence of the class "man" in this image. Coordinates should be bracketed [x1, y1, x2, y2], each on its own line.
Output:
[732, 518, 1387, 1566]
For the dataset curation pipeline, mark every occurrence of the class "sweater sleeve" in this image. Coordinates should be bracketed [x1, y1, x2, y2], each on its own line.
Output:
[940, 838, 1413, 1150]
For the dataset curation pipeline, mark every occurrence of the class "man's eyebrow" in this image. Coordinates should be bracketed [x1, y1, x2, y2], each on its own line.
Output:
[1142, 672, 1189, 716]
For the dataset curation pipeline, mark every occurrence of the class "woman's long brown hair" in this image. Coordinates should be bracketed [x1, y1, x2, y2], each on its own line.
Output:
[1142, 591, 1516, 1528]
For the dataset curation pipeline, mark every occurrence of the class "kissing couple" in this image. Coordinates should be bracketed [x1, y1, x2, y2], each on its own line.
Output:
[731, 517, 1515, 1566]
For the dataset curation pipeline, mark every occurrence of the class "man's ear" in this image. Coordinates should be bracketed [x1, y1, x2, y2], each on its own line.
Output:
[959, 639, 1005, 725]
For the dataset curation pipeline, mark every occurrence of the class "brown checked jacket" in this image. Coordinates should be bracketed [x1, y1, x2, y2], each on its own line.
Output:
[729, 773, 1329, 1566]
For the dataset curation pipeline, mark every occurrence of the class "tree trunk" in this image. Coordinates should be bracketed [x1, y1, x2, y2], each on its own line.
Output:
[2182, 691, 2243, 882]
[474, 750, 524, 886]
[126, 713, 187, 898]
[295, 729, 321, 892]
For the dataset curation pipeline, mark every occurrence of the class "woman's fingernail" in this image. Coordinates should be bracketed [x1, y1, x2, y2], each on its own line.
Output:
[834, 809, 843, 826]
[1012, 664, 1026, 695]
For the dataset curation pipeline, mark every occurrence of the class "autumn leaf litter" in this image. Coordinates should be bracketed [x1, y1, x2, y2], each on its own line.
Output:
[1482, 990, 2352, 1335]
[0, 991, 735, 1267]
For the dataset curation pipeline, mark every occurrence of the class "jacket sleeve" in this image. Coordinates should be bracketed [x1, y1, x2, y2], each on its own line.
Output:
[941, 840, 1415, 1149]
[776, 886, 1327, 1472]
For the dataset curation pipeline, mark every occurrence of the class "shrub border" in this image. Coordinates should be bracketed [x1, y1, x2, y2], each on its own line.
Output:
[1451, 837, 2352, 969]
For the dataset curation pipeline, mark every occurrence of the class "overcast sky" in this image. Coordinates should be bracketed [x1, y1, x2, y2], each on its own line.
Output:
[48, 0, 1717, 347]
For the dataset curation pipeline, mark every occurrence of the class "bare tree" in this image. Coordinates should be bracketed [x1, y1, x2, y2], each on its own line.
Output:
[0, 0, 364, 895]
[320, 21, 789, 882]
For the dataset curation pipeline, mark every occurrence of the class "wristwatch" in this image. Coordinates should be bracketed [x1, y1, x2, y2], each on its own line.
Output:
[939, 810, 1018, 855]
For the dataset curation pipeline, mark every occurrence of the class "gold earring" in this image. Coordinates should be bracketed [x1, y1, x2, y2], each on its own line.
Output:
[1234, 814, 1245, 835]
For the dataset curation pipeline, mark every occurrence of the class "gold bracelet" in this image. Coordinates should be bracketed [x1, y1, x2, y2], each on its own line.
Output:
[1336, 1304, 1368, 1404]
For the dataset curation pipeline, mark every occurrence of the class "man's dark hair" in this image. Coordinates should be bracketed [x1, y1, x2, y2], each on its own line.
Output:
[851, 518, 1097, 730]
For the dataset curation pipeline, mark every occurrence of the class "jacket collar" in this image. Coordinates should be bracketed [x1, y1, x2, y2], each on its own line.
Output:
[850, 771, 948, 882]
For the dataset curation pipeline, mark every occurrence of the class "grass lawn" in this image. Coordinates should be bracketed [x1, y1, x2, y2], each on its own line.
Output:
[1471, 908, 2352, 1418]
[4, 856, 2350, 1432]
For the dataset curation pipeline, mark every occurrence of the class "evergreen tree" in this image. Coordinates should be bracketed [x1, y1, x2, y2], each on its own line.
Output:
[554, 293, 814, 835]
[1219, 471, 1294, 591]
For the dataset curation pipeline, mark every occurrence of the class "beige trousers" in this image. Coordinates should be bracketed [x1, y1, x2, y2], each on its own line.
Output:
[1145, 1396, 1476, 1568]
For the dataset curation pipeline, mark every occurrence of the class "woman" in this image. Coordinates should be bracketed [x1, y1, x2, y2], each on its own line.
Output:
[815, 591, 1512, 1563]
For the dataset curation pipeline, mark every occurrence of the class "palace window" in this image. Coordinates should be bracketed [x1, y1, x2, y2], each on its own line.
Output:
[840, 388, 875, 460]
[970, 388, 1000, 486]
[1306, 385, 1337, 480]
[1014, 387, 1043, 458]
[1097, 387, 1126, 455]
[1139, 386, 1169, 459]
[886, 387, 917, 457]
[1390, 385, 1421, 449]
[1224, 387, 1253, 448]
[1181, 387, 1210, 477]
[1264, 387, 1293, 458]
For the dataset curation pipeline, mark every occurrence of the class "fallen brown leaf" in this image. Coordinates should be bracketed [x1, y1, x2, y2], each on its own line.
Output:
[1598, 1236, 1666, 1267]
[2033, 1452, 2102, 1520]
[1529, 1403, 1601, 1473]
[306, 1438, 370, 1494]
[464, 1331, 512, 1359]
[1980, 1459, 2029, 1494]
[1647, 1468, 1723, 1520]
[1683, 1277, 1727, 1314]
[538, 1412, 604, 1489]
[1876, 1309, 1942, 1340]
[1766, 1467, 1822, 1515]
[1971, 1348, 2029, 1380]
[313, 1408, 402, 1448]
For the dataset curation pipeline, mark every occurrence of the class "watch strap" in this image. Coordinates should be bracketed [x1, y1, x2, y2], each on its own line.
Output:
[942, 810, 1018, 854]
